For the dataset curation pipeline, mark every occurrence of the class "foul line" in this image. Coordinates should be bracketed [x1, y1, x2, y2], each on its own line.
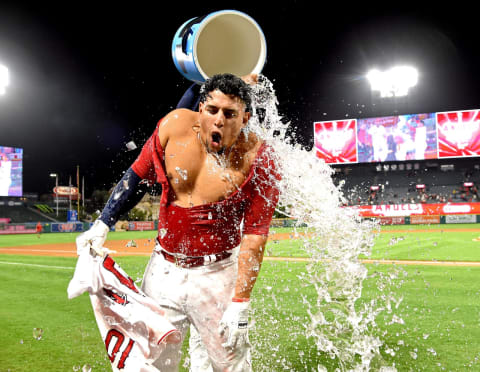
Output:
[0, 261, 74, 270]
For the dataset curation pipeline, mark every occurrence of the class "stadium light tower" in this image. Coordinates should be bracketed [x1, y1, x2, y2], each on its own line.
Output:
[367, 66, 418, 98]
[50, 173, 59, 217]
[0, 63, 9, 95]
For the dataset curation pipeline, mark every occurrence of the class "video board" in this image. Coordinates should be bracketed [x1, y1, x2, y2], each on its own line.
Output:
[314, 109, 479, 164]
[313, 120, 357, 163]
[436, 109, 480, 158]
[0, 146, 23, 196]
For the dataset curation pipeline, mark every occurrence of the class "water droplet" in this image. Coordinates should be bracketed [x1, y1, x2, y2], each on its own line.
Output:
[175, 167, 188, 180]
[125, 141, 137, 151]
[33, 328, 43, 340]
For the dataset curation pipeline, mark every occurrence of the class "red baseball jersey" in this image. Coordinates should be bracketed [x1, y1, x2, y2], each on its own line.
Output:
[68, 253, 180, 371]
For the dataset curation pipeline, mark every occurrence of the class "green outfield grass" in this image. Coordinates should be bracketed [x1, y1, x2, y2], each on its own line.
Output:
[267, 223, 480, 261]
[0, 231, 157, 248]
[1, 224, 480, 370]
[370, 224, 480, 261]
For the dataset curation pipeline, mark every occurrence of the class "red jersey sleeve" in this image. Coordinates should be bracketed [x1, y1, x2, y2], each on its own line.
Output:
[131, 120, 167, 185]
[242, 145, 281, 236]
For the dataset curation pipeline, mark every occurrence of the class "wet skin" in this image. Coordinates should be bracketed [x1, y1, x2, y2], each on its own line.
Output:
[159, 89, 262, 208]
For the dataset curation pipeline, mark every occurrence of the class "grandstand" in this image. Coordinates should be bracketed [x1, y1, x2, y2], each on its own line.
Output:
[333, 157, 479, 206]
[0, 196, 65, 224]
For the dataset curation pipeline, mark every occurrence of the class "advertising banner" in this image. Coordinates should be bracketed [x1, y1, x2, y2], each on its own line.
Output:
[270, 219, 286, 228]
[0, 225, 36, 234]
[445, 215, 477, 224]
[357, 203, 480, 217]
[378, 216, 405, 225]
[53, 186, 79, 196]
[68, 210, 78, 222]
[51, 222, 84, 233]
[410, 215, 440, 224]
[356, 203, 425, 217]
[127, 221, 155, 231]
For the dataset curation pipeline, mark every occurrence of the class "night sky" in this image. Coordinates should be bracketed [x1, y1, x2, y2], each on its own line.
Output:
[1, 2, 479, 196]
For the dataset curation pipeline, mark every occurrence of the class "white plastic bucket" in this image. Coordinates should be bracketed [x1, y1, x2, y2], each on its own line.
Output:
[172, 10, 267, 84]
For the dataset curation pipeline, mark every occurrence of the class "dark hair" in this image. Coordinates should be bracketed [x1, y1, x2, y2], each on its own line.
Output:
[199, 73, 252, 112]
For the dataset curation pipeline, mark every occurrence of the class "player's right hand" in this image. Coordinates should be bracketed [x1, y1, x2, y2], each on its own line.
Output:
[75, 219, 110, 257]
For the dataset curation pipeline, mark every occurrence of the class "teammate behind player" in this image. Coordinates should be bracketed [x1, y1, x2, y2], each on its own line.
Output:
[77, 73, 281, 371]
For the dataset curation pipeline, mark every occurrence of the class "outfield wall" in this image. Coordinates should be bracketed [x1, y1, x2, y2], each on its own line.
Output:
[0, 221, 158, 235]
[2, 203, 480, 234]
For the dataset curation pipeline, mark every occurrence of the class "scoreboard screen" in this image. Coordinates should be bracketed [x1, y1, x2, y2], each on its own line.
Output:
[0, 146, 23, 197]
[314, 109, 478, 164]
[437, 109, 480, 158]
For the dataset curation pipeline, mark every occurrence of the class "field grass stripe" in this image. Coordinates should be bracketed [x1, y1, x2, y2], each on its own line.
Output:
[0, 248, 75, 253]
[0, 261, 74, 270]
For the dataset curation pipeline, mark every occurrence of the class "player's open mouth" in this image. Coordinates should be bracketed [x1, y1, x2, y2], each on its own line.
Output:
[211, 132, 222, 148]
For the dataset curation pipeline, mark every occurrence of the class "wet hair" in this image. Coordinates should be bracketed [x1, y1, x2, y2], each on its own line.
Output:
[199, 73, 252, 112]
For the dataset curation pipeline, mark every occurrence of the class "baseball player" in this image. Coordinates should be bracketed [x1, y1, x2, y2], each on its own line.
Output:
[77, 73, 281, 371]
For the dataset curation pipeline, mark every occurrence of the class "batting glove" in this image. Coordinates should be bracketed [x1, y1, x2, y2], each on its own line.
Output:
[75, 219, 110, 257]
[218, 299, 250, 351]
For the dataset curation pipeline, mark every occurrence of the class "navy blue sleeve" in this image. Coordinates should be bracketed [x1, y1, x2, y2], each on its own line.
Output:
[176, 83, 201, 111]
[99, 168, 149, 228]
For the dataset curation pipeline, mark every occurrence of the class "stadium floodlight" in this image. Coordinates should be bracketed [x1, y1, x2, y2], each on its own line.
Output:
[50, 173, 59, 217]
[367, 66, 418, 98]
[0, 63, 9, 95]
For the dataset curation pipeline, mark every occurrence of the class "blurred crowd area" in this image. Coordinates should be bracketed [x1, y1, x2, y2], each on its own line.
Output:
[333, 159, 480, 206]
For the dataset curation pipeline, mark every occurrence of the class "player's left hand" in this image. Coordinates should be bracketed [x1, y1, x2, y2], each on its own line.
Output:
[218, 300, 250, 351]
[241, 74, 258, 85]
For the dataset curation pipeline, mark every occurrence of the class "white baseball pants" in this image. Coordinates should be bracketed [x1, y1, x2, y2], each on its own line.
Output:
[141, 248, 252, 372]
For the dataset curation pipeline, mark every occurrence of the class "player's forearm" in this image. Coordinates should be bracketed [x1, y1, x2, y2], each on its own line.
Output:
[99, 167, 147, 228]
[233, 234, 267, 300]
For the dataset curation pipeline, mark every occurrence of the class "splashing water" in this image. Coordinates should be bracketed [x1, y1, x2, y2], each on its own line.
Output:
[33, 327, 43, 341]
[247, 75, 403, 371]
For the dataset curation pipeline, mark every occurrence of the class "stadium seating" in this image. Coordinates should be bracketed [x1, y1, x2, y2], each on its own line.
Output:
[0, 205, 53, 223]
[334, 159, 479, 206]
